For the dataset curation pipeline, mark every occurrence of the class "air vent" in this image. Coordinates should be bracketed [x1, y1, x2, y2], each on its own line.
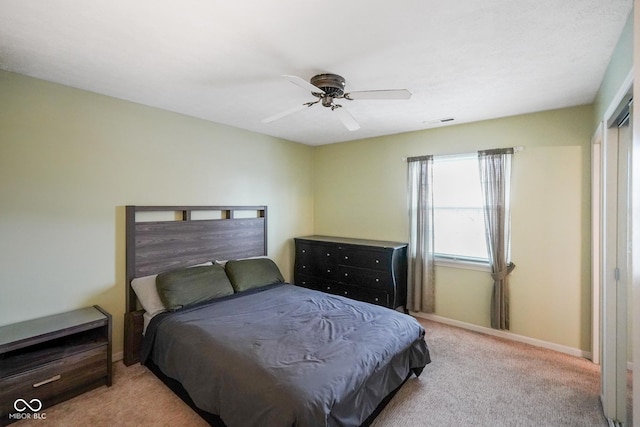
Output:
[423, 117, 455, 125]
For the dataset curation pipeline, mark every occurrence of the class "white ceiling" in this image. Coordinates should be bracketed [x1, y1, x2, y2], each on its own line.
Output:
[0, 0, 632, 146]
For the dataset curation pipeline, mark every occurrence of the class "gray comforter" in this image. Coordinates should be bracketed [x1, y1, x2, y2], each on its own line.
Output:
[142, 284, 430, 427]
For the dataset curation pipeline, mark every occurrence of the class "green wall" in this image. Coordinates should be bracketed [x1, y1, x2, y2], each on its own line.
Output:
[0, 70, 314, 355]
[312, 5, 634, 352]
[593, 11, 633, 130]
[0, 6, 633, 358]
[313, 105, 594, 351]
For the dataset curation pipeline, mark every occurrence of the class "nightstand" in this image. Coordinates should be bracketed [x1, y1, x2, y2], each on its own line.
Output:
[0, 305, 112, 425]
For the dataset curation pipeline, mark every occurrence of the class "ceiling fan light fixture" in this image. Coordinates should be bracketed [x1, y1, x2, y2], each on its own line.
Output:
[310, 74, 346, 98]
[322, 97, 335, 108]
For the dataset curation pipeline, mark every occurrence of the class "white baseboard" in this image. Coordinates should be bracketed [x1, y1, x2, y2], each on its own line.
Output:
[412, 312, 593, 360]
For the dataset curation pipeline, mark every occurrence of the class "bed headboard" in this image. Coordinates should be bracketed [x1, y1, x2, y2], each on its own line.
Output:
[124, 205, 267, 365]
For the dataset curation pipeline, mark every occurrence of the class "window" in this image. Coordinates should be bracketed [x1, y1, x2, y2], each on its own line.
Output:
[432, 154, 488, 263]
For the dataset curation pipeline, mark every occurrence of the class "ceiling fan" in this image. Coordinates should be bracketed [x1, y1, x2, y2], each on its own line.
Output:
[261, 73, 411, 131]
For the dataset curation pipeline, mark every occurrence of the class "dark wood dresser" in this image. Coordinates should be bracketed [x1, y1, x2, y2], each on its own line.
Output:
[0, 305, 112, 425]
[294, 235, 408, 310]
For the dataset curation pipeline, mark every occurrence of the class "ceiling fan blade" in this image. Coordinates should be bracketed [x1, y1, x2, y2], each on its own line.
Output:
[261, 103, 311, 124]
[345, 89, 412, 100]
[282, 75, 325, 94]
[334, 107, 360, 131]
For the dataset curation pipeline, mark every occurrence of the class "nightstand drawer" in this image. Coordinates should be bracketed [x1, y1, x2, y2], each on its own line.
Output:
[0, 346, 107, 416]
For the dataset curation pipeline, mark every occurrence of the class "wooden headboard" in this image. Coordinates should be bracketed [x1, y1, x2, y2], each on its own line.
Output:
[124, 205, 267, 365]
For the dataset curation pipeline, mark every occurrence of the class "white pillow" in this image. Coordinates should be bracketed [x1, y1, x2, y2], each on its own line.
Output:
[131, 274, 164, 317]
[142, 311, 155, 335]
[131, 261, 213, 319]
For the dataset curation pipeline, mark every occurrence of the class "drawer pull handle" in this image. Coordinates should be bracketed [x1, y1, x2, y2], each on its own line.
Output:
[326, 253, 331, 256]
[375, 260, 380, 264]
[33, 374, 61, 388]
[344, 273, 348, 277]
[327, 269, 331, 273]
[302, 265, 306, 269]
[327, 286, 331, 290]
[375, 297, 379, 302]
[344, 256, 349, 260]
[375, 278, 380, 282]
[344, 291, 348, 295]
[302, 250, 306, 253]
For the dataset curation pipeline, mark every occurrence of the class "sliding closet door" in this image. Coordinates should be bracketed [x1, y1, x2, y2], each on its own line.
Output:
[616, 107, 631, 424]
[601, 96, 632, 426]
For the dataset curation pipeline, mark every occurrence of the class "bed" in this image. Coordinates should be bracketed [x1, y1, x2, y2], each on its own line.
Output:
[123, 205, 430, 427]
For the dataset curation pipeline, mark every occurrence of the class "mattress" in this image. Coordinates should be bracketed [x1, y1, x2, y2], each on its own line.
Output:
[142, 284, 430, 427]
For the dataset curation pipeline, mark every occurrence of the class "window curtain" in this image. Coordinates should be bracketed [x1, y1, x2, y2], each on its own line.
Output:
[407, 155, 435, 313]
[478, 148, 515, 330]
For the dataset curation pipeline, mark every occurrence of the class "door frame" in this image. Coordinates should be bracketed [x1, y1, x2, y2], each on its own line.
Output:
[591, 124, 602, 366]
[592, 71, 633, 425]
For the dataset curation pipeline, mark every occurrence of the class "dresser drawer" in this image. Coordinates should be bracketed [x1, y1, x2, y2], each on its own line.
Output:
[296, 242, 338, 279]
[296, 277, 348, 298]
[297, 276, 343, 296]
[337, 266, 390, 291]
[338, 247, 390, 271]
[0, 346, 107, 416]
[295, 274, 337, 291]
[324, 283, 389, 307]
[353, 288, 389, 307]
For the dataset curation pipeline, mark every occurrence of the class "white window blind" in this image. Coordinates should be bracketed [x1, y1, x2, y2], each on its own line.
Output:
[432, 154, 488, 262]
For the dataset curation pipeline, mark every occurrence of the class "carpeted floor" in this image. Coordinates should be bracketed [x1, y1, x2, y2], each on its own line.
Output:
[12, 319, 609, 426]
[371, 320, 608, 427]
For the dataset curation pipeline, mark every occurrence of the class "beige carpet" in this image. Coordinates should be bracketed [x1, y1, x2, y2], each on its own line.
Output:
[371, 320, 607, 427]
[13, 319, 608, 426]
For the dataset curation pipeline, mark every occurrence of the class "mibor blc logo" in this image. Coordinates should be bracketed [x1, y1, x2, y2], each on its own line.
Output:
[8, 398, 47, 421]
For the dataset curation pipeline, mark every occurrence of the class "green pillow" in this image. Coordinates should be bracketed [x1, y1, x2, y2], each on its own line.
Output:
[225, 258, 284, 292]
[156, 265, 234, 311]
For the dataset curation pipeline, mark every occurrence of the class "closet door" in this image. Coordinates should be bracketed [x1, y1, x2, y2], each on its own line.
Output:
[600, 97, 632, 426]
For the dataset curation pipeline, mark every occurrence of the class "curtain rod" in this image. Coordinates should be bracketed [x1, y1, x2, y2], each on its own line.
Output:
[403, 146, 524, 162]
